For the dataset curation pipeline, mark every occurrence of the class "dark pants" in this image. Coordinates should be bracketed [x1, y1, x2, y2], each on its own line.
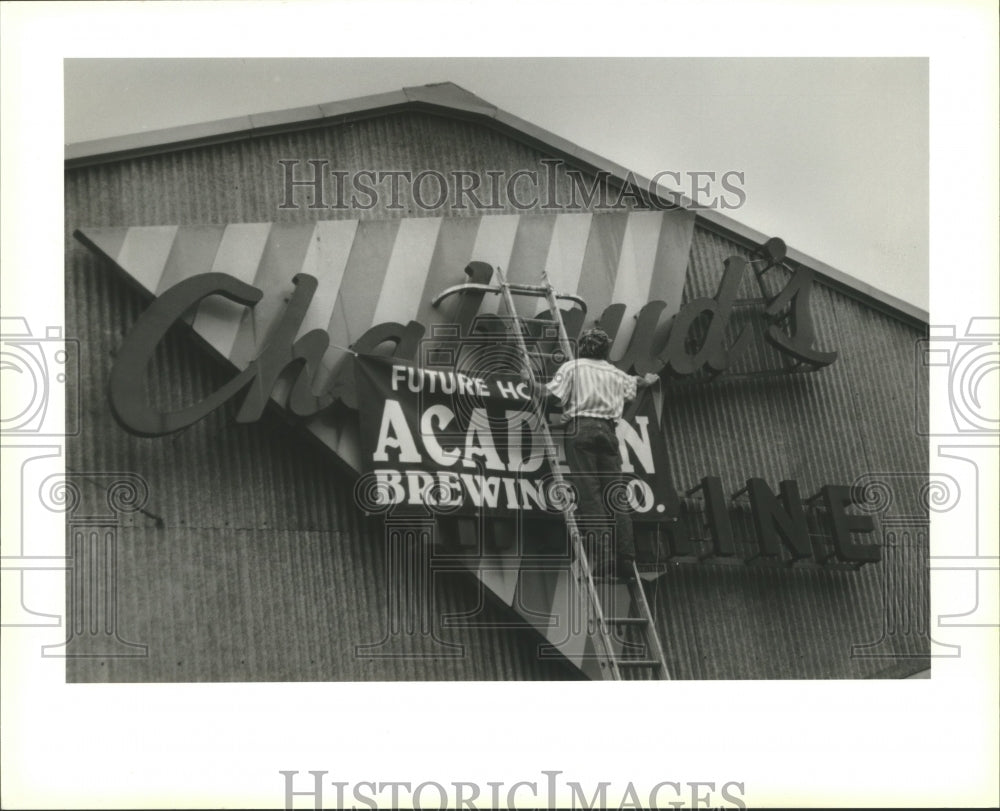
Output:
[567, 417, 636, 569]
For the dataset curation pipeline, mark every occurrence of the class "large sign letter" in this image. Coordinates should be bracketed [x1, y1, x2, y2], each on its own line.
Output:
[109, 273, 262, 436]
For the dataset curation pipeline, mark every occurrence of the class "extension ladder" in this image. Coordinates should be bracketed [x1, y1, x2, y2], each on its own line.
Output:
[492, 266, 670, 681]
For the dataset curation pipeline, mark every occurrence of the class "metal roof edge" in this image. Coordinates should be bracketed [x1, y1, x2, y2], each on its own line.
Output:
[693, 208, 929, 327]
[65, 112, 257, 161]
[64, 89, 414, 164]
[487, 105, 929, 327]
[65, 81, 928, 327]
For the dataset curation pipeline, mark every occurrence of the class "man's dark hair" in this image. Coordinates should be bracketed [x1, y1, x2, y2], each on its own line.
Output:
[578, 328, 611, 360]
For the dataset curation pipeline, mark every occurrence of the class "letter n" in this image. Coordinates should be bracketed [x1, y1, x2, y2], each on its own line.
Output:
[746, 478, 811, 561]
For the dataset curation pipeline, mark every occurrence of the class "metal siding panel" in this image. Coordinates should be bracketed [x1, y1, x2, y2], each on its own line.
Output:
[504, 215, 559, 317]
[609, 211, 664, 350]
[413, 216, 482, 327]
[646, 207, 697, 314]
[327, 218, 400, 350]
[297, 219, 359, 339]
[372, 217, 444, 326]
[66, 526, 579, 682]
[540, 213, 592, 315]
[116, 225, 178, 293]
[575, 213, 629, 327]
[685, 225, 758, 302]
[66, 110, 928, 680]
[649, 226, 927, 678]
[79, 226, 129, 267]
[462, 215, 520, 316]
[229, 222, 317, 368]
[154, 225, 227, 296]
[192, 223, 272, 358]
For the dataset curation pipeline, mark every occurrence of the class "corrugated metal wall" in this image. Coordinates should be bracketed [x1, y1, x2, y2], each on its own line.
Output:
[65, 109, 928, 680]
[654, 227, 929, 678]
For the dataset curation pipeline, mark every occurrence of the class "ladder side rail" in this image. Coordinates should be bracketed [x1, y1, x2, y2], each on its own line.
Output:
[540, 269, 577, 364]
[541, 271, 671, 680]
[627, 562, 671, 679]
[540, 269, 631, 669]
[494, 266, 622, 680]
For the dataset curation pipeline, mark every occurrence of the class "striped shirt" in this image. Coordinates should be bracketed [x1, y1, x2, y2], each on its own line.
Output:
[545, 358, 639, 420]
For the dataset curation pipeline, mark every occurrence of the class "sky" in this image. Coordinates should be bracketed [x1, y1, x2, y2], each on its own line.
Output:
[63, 57, 929, 312]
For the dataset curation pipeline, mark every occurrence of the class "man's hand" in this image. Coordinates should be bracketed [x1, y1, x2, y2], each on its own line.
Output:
[637, 372, 660, 388]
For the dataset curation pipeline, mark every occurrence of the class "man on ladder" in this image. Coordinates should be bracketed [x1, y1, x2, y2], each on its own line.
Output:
[544, 327, 660, 581]
[437, 266, 670, 677]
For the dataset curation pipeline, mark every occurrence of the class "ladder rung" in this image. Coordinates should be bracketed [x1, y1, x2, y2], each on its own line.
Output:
[616, 659, 662, 669]
[520, 317, 565, 328]
[500, 280, 588, 312]
[605, 617, 648, 626]
[505, 283, 551, 294]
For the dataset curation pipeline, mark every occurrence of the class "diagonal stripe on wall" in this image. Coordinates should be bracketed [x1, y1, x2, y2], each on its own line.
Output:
[80, 212, 695, 464]
[79, 213, 695, 680]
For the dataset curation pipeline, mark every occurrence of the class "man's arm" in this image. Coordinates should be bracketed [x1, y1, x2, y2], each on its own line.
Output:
[542, 361, 574, 405]
[635, 372, 660, 389]
[519, 365, 566, 407]
[622, 372, 659, 403]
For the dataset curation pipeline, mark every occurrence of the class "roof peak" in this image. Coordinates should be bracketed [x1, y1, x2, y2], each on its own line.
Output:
[64, 81, 927, 327]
